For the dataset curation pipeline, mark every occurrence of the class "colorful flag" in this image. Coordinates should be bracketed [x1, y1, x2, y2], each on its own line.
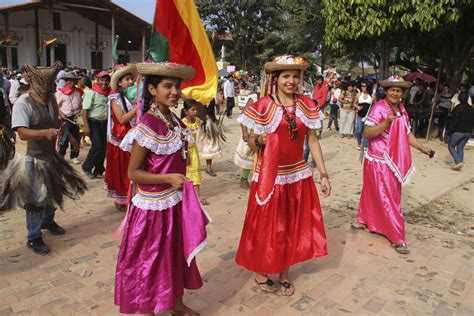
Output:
[152, 0, 217, 105]
[112, 35, 119, 64]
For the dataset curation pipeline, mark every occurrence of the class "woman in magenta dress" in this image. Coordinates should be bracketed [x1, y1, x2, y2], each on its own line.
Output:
[236, 55, 331, 296]
[355, 76, 434, 254]
[115, 62, 208, 315]
[104, 64, 137, 210]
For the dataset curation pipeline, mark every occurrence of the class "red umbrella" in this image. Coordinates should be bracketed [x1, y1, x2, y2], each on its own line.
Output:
[403, 72, 437, 83]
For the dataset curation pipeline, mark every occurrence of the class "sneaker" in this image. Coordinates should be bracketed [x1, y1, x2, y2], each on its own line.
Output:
[94, 173, 104, 179]
[83, 170, 95, 179]
[26, 237, 50, 255]
[71, 158, 80, 164]
[41, 221, 66, 235]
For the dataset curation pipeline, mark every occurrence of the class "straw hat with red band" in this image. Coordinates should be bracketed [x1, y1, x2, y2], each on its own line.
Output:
[380, 75, 413, 89]
[264, 55, 309, 74]
[136, 62, 195, 81]
[110, 64, 137, 90]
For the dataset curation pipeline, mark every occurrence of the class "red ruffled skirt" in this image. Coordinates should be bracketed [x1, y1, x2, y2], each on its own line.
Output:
[104, 142, 130, 205]
[236, 177, 327, 274]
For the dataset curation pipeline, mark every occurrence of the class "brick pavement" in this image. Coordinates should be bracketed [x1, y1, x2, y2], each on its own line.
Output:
[0, 117, 472, 315]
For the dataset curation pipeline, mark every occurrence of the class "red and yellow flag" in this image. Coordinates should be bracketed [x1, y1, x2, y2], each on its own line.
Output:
[151, 0, 217, 105]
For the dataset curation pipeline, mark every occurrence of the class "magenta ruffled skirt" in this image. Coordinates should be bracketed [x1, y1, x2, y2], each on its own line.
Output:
[114, 202, 203, 314]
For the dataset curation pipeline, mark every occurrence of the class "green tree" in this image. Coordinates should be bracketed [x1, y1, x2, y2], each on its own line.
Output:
[322, 0, 474, 85]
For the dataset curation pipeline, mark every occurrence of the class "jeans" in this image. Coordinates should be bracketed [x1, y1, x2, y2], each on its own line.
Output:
[82, 118, 107, 175]
[328, 113, 339, 131]
[59, 116, 80, 159]
[355, 115, 363, 145]
[448, 132, 470, 164]
[226, 97, 235, 117]
[24, 157, 56, 240]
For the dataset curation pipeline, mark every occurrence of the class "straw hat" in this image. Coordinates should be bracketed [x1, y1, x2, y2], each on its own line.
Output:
[264, 55, 309, 74]
[380, 75, 413, 89]
[110, 64, 137, 90]
[136, 62, 195, 81]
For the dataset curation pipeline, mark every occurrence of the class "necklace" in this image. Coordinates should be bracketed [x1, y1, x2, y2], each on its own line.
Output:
[275, 93, 298, 140]
[151, 103, 189, 161]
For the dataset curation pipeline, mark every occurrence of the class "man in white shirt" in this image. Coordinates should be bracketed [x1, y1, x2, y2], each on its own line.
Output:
[223, 76, 235, 118]
[409, 78, 421, 105]
[451, 83, 472, 110]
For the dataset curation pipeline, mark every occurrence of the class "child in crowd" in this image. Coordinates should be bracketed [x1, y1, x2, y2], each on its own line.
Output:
[104, 64, 137, 210]
[182, 98, 209, 205]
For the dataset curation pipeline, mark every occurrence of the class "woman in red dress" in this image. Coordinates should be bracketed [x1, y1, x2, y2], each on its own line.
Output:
[236, 55, 331, 296]
[104, 64, 137, 210]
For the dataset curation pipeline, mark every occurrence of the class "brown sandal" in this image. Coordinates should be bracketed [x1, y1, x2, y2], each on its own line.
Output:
[392, 243, 410, 254]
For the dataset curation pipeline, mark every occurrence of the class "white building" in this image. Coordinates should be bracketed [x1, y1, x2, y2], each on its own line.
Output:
[0, 0, 151, 70]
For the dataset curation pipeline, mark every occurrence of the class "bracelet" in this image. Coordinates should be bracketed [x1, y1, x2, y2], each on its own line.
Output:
[320, 173, 329, 180]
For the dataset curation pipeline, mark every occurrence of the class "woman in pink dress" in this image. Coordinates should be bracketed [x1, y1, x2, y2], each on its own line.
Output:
[236, 55, 331, 296]
[355, 76, 434, 254]
[115, 62, 209, 315]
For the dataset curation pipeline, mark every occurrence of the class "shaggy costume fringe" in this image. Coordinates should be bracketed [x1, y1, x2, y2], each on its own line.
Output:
[0, 154, 87, 211]
[200, 119, 226, 146]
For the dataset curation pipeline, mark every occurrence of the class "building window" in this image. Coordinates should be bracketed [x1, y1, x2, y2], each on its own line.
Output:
[53, 12, 62, 30]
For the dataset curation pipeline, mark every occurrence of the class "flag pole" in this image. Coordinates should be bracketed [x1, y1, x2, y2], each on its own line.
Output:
[425, 66, 442, 141]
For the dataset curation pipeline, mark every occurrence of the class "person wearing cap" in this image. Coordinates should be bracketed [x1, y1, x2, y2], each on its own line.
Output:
[81, 70, 111, 179]
[236, 55, 331, 296]
[115, 62, 209, 315]
[55, 71, 83, 164]
[104, 64, 137, 210]
[9, 67, 27, 105]
[354, 75, 434, 254]
[0, 62, 86, 255]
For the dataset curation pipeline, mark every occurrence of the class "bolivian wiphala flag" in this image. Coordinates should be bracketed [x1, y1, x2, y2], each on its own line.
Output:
[149, 0, 217, 105]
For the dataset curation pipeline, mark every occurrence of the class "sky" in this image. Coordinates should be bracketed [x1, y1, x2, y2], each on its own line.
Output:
[1, 0, 155, 23]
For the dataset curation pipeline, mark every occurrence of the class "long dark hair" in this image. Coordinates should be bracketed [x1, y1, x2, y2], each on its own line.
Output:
[143, 75, 165, 112]
[181, 98, 198, 119]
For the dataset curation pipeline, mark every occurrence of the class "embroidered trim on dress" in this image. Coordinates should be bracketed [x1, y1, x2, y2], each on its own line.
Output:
[237, 106, 283, 135]
[384, 152, 416, 186]
[120, 124, 183, 155]
[251, 167, 313, 185]
[132, 188, 183, 211]
[364, 119, 377, 126]
[255, 187, 275, 206]
[295, 107, 322, 129]
[364, 151, 386, 163]
[108, 134, 123, 146]
[103, 183, 128, 204]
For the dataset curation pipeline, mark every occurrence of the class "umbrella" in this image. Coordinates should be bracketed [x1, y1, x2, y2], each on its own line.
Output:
[218, 68, 228, 77]
[403, 72, 436, 83]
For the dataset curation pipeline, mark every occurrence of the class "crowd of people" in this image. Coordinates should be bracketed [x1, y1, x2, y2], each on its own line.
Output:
[0, 54, 473, 315]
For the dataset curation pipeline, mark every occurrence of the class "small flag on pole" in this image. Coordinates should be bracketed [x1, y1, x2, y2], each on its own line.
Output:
[112, 35, 119, 64]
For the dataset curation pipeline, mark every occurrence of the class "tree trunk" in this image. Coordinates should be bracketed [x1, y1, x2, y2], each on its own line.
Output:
[378, 41, 390, 79]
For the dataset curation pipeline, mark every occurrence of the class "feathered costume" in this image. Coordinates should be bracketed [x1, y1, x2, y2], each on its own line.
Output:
[0, 62, 86, 211]
[198, 101, 226, 160]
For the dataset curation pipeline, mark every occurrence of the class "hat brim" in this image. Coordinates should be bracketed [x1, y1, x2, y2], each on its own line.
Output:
[380, 81, 413, 89]
[264, 62, 309, 74]
[136, 63, 195, 81]
[111, 64, 138, 90]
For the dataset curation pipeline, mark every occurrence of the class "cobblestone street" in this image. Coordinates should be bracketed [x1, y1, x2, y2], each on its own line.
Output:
[1, 117, 473, 315]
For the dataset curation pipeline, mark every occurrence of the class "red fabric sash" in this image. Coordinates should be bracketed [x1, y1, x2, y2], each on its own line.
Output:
[92, 83, 111, 96]
[256, 133, 279, 205]
[60, 85, 76, 96]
